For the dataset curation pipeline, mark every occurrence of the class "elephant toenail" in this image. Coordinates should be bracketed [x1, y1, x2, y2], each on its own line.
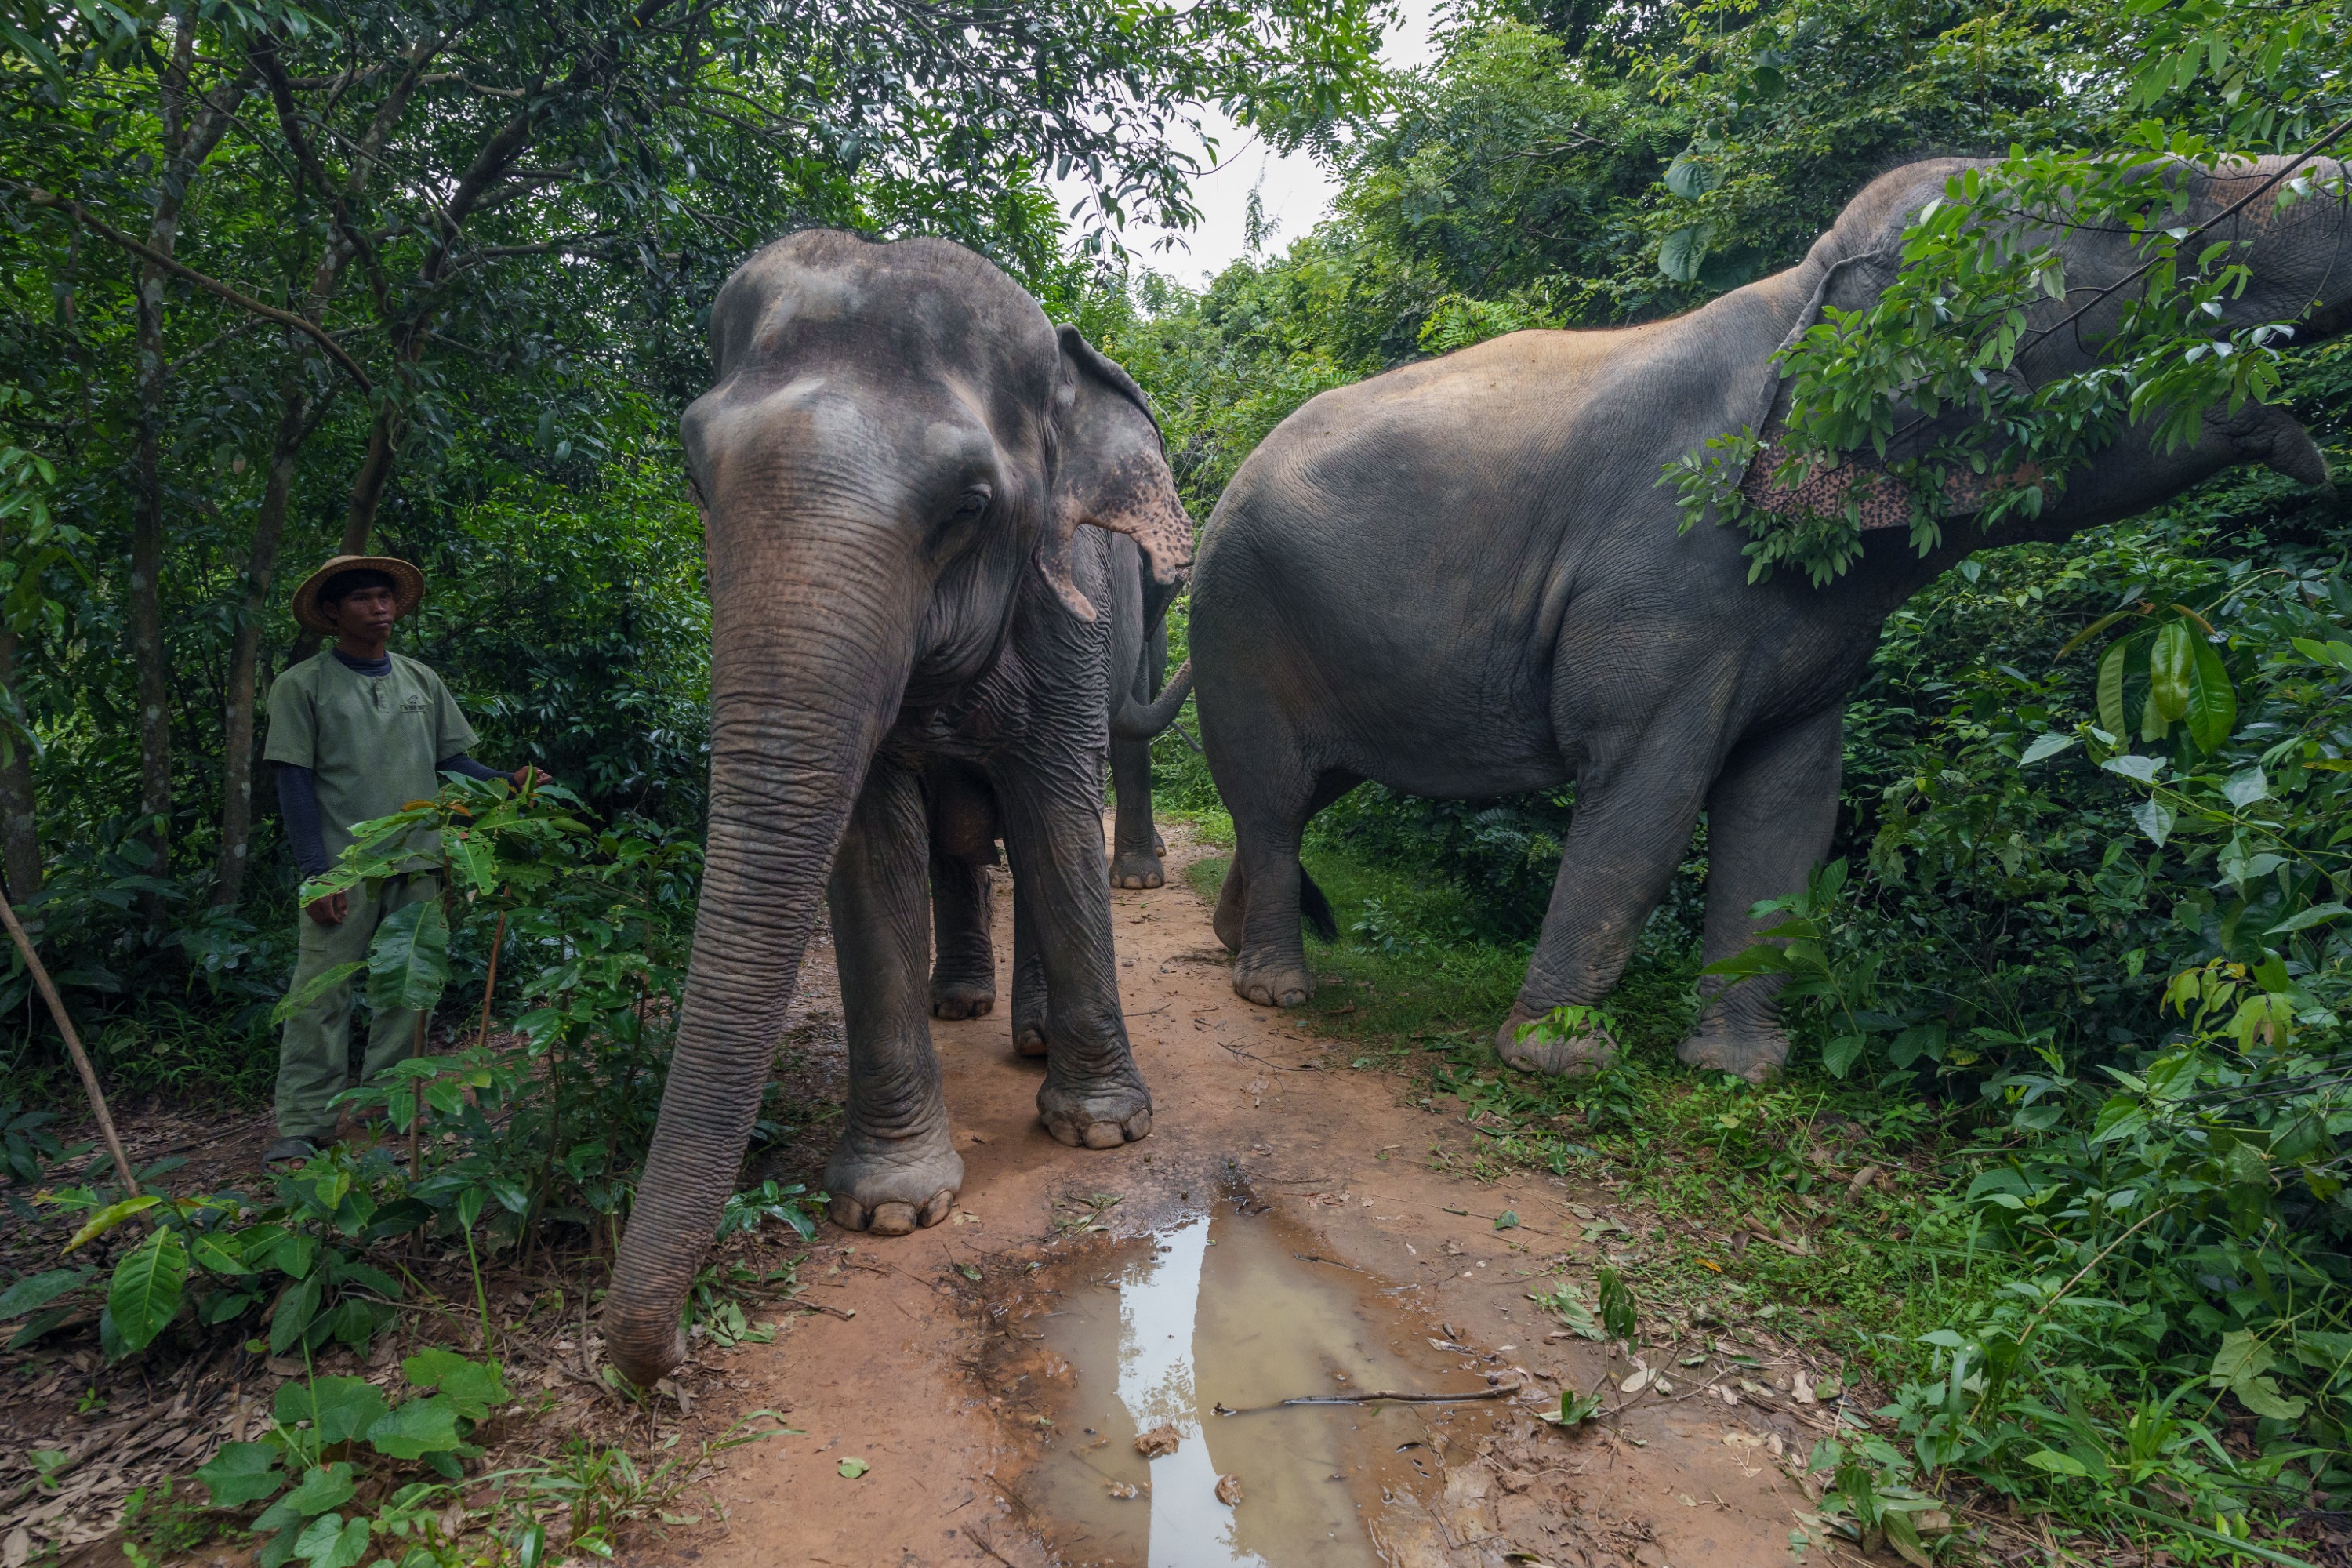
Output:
[920, 1190, 955, 1228]
[830, 1196, 869, 1231]
[1121, 1109, 1152, 1142]
[1083, 1121, 1124, 1149]
[869, 1202, 919, 1236]
[1015, 1029, 1049, 1059]
[972, 998, 993, 1016]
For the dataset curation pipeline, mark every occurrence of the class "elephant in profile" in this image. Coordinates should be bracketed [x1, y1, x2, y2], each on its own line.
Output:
[1181, 155, 2347, 1083]
[602, 231, 1190, 1386]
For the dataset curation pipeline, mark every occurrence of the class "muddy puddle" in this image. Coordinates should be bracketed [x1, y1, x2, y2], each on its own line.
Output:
[981, 1200, 1505, 1566]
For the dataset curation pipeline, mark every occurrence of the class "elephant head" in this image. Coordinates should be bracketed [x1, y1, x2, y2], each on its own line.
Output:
[601, 231, 1188, 1388]
[1740, 154, 2351, 540]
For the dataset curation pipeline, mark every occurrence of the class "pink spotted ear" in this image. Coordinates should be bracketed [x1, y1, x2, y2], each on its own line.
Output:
[1039, 325, 1193, 620]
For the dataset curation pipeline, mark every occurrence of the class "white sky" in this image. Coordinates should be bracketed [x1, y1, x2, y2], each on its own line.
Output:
[1057, 0, 1445, 285]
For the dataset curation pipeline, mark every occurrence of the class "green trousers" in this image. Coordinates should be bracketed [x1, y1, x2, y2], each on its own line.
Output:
[275, 875, 439, 1140]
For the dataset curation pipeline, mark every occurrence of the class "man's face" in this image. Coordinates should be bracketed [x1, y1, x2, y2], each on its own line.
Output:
[328, 583, 401, 642]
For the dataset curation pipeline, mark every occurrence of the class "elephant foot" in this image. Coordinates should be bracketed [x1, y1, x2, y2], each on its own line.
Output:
[930, 978, 996, 1020]
[1677, 1023, 1789, 1084]
[823, 1128, 964, 1237]
[1109, 848, 1167, 889]
[1495, 1004, 1618, 1077]
[1014, 1021, 1050, 1059]
[1038, 1068, 1153, 1150]
[1152, 829, 1167, 858]
[1233, 953, 1313, 1009]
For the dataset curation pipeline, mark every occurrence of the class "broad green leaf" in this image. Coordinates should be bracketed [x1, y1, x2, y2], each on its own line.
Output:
[2223, 764, 2267, 806]
[2270, 902, 2350, 935]
[0, 1269, 92, 1319]
[106, 1227, 187, 1356]
[2095, 639, 2130, 738]
[2184, 633, 2236, 753]
[1664, 151, 1720, 200]
[837, 1457, 869, 1478]
[2024, 1449, 2089, 1477]
[255, 1464, 356, 1534]
[2131, 798, 2173, 848]
[271, 962, 365, 1026]
[1820, 1033, 1865, 1078]
[274, 1377, 388, 1446]
[367, 898, 450, 1014]
[62, 1195, 159, 1254]
[2018, 731, 2074, 765]
[1658, 223, 1715, 283]
[293, 1512, 372, 1568]
[2101, 753, 2161, 784]
[2234, 1375, 2308, 1421]
[194, 1439, 285, 1507]
[365, 1393, 463, 1458]
[2209, 1329, 2274, 1388]
[270, 1272, 323, 1356]
[190, 1234, 252, 1276]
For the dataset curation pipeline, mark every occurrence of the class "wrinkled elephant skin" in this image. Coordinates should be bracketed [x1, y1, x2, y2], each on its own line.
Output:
[1190, 156, 2350, 1083]
[602, 233, 1191, 1388]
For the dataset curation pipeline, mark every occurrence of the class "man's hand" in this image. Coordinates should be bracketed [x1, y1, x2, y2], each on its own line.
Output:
[513, 764, 556, 789]
[305, 891, 348, 926]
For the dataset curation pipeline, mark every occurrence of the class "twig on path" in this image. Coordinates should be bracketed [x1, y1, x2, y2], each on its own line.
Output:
[962, 1524, 1019, 1566]
[1214, 1385, 1518, 1416]
[1, 886, 138, 1194]
[787, 1298, 857, 1321]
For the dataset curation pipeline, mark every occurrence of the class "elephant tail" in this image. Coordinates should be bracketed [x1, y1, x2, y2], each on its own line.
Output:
[1300, 866, 1338, 943]
[1110, 658, 1193, 741]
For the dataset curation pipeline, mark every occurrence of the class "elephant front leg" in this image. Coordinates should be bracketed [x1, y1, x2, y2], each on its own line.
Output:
[1501, 748, 1711, 1076]
[927, 838, 997, 1019]
[996, 763, 1152, 1149]
[1681, 709, 1843, 1084]
[823, 757, 964, 1235]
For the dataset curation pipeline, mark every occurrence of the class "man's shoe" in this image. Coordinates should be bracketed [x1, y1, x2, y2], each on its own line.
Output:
[264, 1136, 320, 1169]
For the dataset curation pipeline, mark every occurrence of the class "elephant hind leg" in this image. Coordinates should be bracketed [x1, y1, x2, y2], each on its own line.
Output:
[926, 762, 1000, 1019]
[1222, 768, 1358, 1008]
[1679, 709, 1843, 1084]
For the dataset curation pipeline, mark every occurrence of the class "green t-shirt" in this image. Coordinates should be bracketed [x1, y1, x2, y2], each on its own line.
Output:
[263, 652, 478, 862]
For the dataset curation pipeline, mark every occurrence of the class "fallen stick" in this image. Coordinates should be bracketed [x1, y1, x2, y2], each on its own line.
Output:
[0, 886, 139, 1194]
[1214, 1385, 1517, 1416]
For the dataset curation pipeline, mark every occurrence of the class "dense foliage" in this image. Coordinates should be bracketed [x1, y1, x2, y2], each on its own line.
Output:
[6, 0, 2352, 1555]
[0, 0, 1385, 1089]
[1079, 0, 2352, 1552]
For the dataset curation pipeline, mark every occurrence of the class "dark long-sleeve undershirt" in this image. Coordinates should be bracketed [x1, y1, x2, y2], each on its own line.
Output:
[278, 753, 511, 877]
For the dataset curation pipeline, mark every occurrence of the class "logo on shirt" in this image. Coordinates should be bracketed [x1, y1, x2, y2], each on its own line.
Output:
[402, 693, 428, 713]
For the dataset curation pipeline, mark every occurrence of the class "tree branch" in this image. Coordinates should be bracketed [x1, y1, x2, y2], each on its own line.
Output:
[18, 187, 372, 393]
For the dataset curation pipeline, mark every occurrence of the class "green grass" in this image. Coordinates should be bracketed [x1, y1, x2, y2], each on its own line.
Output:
[1179, 826, 1986, 1417]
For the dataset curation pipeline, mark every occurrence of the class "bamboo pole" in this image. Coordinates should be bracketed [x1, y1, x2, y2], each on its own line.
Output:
[0, 887, 140, 1195]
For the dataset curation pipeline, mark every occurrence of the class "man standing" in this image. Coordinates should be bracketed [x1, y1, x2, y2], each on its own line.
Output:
[263, 554, 540, 1166]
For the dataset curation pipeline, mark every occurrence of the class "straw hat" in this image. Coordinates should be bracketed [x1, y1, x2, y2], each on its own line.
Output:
[290, 554, 425, 636]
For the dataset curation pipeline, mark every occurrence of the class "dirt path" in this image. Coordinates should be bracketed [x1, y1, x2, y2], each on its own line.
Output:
[662, 821, 1830, 1568]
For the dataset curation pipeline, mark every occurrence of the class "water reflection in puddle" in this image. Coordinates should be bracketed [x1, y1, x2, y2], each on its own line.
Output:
[1014, 1205, 1455, 1566]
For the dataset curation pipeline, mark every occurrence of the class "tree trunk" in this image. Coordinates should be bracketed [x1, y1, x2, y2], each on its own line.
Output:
[126, 28, 253, 911]
[130, 250, 174, 898]
[213, 369, 310, 908]
[0, 623, 38, 905]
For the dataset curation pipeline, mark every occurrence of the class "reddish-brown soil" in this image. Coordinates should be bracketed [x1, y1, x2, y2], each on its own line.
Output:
[658, 821, 1831, 1568]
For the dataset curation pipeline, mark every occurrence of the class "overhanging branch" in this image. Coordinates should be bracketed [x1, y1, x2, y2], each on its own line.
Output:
[18, 186, 373, 394]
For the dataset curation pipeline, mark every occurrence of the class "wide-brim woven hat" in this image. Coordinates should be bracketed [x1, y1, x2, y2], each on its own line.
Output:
[290, 554, 425, 636]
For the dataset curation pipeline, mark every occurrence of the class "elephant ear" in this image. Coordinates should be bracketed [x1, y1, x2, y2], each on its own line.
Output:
[1037, 325, 1193, 621]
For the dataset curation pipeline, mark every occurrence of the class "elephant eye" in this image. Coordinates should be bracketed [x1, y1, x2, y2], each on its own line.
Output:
[951, 485, 992, 520]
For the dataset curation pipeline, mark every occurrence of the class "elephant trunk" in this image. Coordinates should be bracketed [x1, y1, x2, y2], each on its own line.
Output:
[602, 536, 919, 1388]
